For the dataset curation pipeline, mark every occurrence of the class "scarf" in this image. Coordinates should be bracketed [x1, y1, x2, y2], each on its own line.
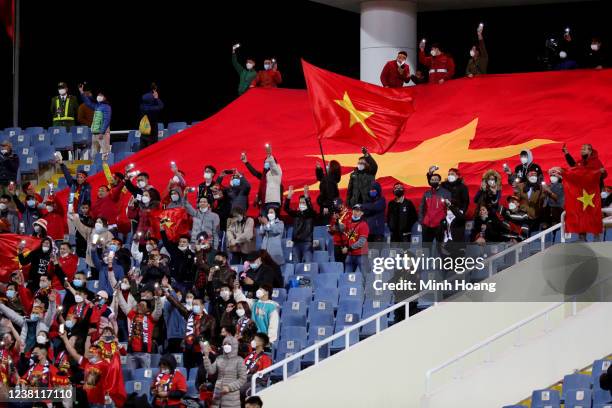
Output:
[129, 312, 150, 351]
[154, 370, 176, 403]
[257, 168, 269, 207]
[244, 351, 265, 374]
[26, 359, 50, 387]
[71, 302, 89, 320]
[186, 313, 203, 341]
[237, 316, 251, 336]
[444, 211, 456, 243]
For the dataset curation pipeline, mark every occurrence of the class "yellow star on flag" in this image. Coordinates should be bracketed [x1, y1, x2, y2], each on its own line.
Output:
[334, 92, 377, 139]
[576, 189, 595, 210]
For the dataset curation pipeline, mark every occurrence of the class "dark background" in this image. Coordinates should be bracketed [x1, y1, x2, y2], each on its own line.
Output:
[0, 0, 608, 130]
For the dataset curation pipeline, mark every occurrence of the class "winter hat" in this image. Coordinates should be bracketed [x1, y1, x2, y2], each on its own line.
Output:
[507, 195, 520, 203]
[33, 219, 48, 231]
[96, 290, 109, 300]
[548, 167, 563, 177]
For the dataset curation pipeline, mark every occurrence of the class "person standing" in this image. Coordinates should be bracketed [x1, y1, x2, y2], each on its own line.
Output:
[340, 204, 369, 272]
[257, 207, 285, 266]
[387, 182, 418, 243]
[328, 198, 351, 264]
[79, 84, 112, 155]
[139, 83, 164, 150]
[419, 173, 451, 252]
[253, 58, 282, 88]
[232, 44, 257, 95]
[58, 155, 92, 213]
[347, 147, 378, 207]
[418, 40, 455, 84]
[585, 37, 607, 69]
[0, 141, 19, 193]
[202, 336, 247, 408]
[51, 82, 78, 129]
[283, 185, 316, 263]
[241, 144, 282, 213]
[77, 86, 95, 127]
[380, 51, 411, 88]
[466, 23, 488, 77]
[226, 207, 255, 264]
[503, 149, 543, 185]
[361, 181, 386, 242]
[563, 143, 607, 188]
[315, 160, 340, 224]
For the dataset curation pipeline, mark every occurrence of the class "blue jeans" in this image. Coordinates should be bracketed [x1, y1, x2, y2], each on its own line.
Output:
[345, 254, 365, 272]
[292, 241, 313, 263]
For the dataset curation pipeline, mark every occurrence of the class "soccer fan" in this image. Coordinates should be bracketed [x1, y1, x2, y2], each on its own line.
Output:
[315, 160, 341, 222]
[241, 143, 283, 212]
[347, 147, 378, 207]
[257, 207, 285, 266]
[503, 149, 543, 185]
[380, 51, 411, 88]
[418, 40, 455, 84]
[233, 283, 279, 344]
[78, 84, 112, 155]
[284, 185, 316, 263]
[150, 354, 188, 407]
[226, 207, 256, 264]
[232, 45, 257, 95]
[253, 58, 282, 88]
[466, 23, 488, 77]
[387, 183, 418, 243]
[474, 169, 502, 211]
[362, 181, 386, 243]
[340, 204, 369, 272]
[328, 198, 351, 264]
[419, 172, 451, 251]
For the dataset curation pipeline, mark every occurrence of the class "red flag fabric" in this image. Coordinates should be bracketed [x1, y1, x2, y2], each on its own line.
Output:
[150, 207, 193, 242]
[0, 0, 14, 41]
[0, 234, 40, 282]
[302, 60, 414, 154]
[56, 69, 611, 221]
[563, 167, 603, 234]
[105, 353, 127, 407]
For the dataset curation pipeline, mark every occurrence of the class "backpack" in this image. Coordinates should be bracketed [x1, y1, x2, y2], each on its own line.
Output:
[139, 114, 151, 136]
[422, 193, 447, 228]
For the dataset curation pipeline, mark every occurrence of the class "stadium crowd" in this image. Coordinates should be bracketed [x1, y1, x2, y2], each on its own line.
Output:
[0, 26, 609, 408]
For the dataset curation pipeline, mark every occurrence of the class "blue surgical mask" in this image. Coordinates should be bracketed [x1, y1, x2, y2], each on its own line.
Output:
[6, 289, 15, 298]
[73, 279, 83, 288]
[109, 244, 118, 252]
[264, 63, 271, 70]
[30, 313, 40, 322]
[230, 179, 240, 187]
[65, 320, 75, 329]
[369, 190, 377, 198]
[99, 299, 106, 306]
[27, 200, 36, 207]
[352, 215, 361, 221]
[264, 162, 270, 170]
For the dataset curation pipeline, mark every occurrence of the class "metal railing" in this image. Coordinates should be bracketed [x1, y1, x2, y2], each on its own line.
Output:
[251, 223, 566, 395]
[424, 299, 571, 395]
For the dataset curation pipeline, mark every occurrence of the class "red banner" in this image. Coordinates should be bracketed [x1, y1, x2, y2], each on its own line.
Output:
[56, 69, 611, 221]
[105, 353, 127, 407]
[563, 167, 603, 234]
[0, 0, 14, 42]
[0, 234, 41, 282]
[150, 207, 193, 242]
[302, 60, 414, 154]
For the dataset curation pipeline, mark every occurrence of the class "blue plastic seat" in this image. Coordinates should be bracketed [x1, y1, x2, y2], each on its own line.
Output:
[339, 284, 365, 302]
[313, 287, 339, 307]
[71, 126, 91, 147]
[4, 127, 21, 138]
[313, 225, 328, 241]
[48, 126, 66, 136]
[112, 141, 130, 153]
[280, 326, 307, 345]
[330, 324, 360, 351]
[593, 403, 612, 408]
[594, 388, 612, 405]
[593, 360, 612, 390]
[531, 389, 560, 408]
[14, 133, 31, 149]
[133, 367, 155, 380]
[115, 151, 133, 163]
[271, 288, 287, 304]
[312, 237, 326, 251]
[93, 152, 113, 167]
[562, 373, 592, 399]
[167, 121, 188, 136]
[122, 367, 132, 381]
[31, 131, 51, 146]
[313, 250, 329, 263]
[52, 130, 73, 150]
[564, 388, 592, 408]
[287, 287, 313, 304]
[281, 301, 307, 326]
[34, 145, 55, 165]
[19, 155, 38, 175]
[319, 262, 344, 274]
[360, 300, 390, 336]
[281, 263, 295, 281]
[24, 126, 44, 137]
[303, 326, 332, 365]
[149, 354, 161, 368]
[295, 262, 318, 275]
[313, 273, 339, 289]
[77, 164, 93, 175]
[309, 307, 334, 326]
[339, 272, 364, 287]
[188, 367, 199, 381]
[127, 130, 141, 150]
[125, 379, 151, 396]
[337, 299, 362, 319]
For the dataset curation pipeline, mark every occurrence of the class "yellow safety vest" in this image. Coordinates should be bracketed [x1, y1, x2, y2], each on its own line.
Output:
[53, 97, 74, 121]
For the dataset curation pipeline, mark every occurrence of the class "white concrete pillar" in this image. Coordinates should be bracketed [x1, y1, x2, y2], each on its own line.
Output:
[360, 0, 417, 86]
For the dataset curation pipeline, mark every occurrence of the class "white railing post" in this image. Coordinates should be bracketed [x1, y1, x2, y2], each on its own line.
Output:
[345, 332, 350, 350]
[514, 247, 520, 265]
[251, 374, 257, 396]
[283, 363, 288, 380]
[376, 316, 381, 334]
[314, 347, 319, 365]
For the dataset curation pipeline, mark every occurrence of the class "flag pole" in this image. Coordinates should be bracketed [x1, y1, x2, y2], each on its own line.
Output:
[318, 137, 328, 177]
[12, 0, 20, 127]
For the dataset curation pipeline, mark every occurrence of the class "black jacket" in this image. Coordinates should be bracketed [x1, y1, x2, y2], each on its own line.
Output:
[441, 179, 470, 213]
[0, 151, 19, 183]
[161, 230, 195, 283]
[284, 197, 316, 243]
[254, 263, 284, 288]
[346, 155, 378, 207]
[19, 248, 51, 292]
[387, 197, 418, 235]
[315, 167, 340, 212]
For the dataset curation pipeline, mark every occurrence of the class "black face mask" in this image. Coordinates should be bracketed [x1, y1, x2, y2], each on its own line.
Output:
[214, 259, 224, 267]
[393, 189, 404, 197]
[429, 181, 440, 189]
[581, 153, 589, 161]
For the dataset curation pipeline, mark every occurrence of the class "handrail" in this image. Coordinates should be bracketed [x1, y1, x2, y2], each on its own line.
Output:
[424, 299, 570, 395]
[251, 223, 565, 395]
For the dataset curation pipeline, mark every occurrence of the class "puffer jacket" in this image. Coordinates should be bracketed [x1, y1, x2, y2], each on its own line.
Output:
[258, 220, 284, 265]
[509, 149, 542, 185]
[80, 92, 111, 134]
[226, 216, 255, 254]
[185, 201, 220, 247]
[361, 181, 386, 236]
[0, 150, 19, 183]
[203, 336, 247, 408]
[474, 169, 502, 210]
[346, 155, 378, 207]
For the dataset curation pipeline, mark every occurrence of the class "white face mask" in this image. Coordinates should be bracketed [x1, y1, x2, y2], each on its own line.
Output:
[559, 51, 567, 59]
[39, 281, 49, 289]
[469, 50, 476, 58]
[508, 202, 518, 211]
[255, 289, 265, 299]
[161, 368, 170, 374]
[146, 244, 154, 252]
[137, 180, 146, 189]
[487, 179, 496, 187]
[396, 59, 404, 66]
[199, 206, 208, 213]
[46, 205, 54, 213]
[178, 244, 188, 251]
[74, 295, 84, 303]
[0, 149, 7, 155]
[186, 298, 193, 305]
[550, 176, 559, 184]
[591, 44, 600, 51]
[601, 191, 609, 200]
[220, 290, 230, 301]
[58, 88, 67, 96]
[299, 204, 307, 211]
[250, 339, 257, 348]
[41, 246, 50, 253]
[267, 213, 276, 221]
[172, 176, 180, 184]
[447, 175, 457, 183]
[246, 62, 254, 70]
[141, 196, 151, 204]
[236, 308, 245, 317]
[94, 223, 104, 233]
[0, 203, 6, 210]
[528, 176, 538, 184]
[171, 194, 179, 202]
[223, 344, 232, 354]
[430, 49, 438, 57]
[520, 156, 529, 164]
[204, 172, 212, 180]
[120, 282, 130, 291]
[96, 95, 104, 102]
[356, 164, 365, 171]
[37, 335, 48, 344]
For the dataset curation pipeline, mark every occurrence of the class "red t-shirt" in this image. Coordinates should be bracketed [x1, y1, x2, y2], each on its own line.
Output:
[344, 219, 369, 256]
[151, 370, 187, 407]
[79, 357, 110, 404]
[21, 362, 59, 387]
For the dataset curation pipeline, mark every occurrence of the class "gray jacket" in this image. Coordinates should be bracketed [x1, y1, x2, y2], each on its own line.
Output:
[186, 201, 220, 247]
[0, 208, 18, 233]
[0, 299, 56, 352]
[258, 220, 285, 265]
[203, 336, 247, 408]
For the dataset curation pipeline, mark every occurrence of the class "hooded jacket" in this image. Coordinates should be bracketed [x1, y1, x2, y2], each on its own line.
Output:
[222, 174, 251, 211]
[316, 166, 340, 212]
[185, 201, 220, 248]
[347, 155, 378, 207]
[202, 336, 247, 408]
[361, 181, 386, 236]
[12, 194, 42, 235]
[284, 196, 315, 243]
[441, 176, 470, 214]
[565, 148, 607, 188]
[0, 149, 19, 183]
[140, 92, 164, 139]
[474, 169, 503, 210]
[81, 92, 111, 134]
[509, 149, 542, 185]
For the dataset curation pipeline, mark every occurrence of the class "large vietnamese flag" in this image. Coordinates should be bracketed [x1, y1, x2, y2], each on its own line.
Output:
[302, 60, 414, 154]
[55, 69, 612, 222]
[563, 167, 603, 234]
[0, 234, 40, 282]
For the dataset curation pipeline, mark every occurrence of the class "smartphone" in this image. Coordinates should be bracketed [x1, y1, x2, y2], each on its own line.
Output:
[125, 163, 136, 172]
[57, 305, 63, 312]
[170, 161, 177, 170]
[59, 324, 65, 335]
[109, 250, 115, 258]
[187, 187, 196, 193]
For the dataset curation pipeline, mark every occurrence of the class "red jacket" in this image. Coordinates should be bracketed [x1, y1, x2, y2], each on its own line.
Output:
[151, 370, 188, 407]
[127, 204, 161, 239]
[344, 218, 369, 256]
[418, 49, 455, 83]
[380, 60, 410, 88]
[53, 254, 78, 290]
[253, 70, 282, 88]
[91, 184, 123, 226]
[42, 196, 67, 240]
